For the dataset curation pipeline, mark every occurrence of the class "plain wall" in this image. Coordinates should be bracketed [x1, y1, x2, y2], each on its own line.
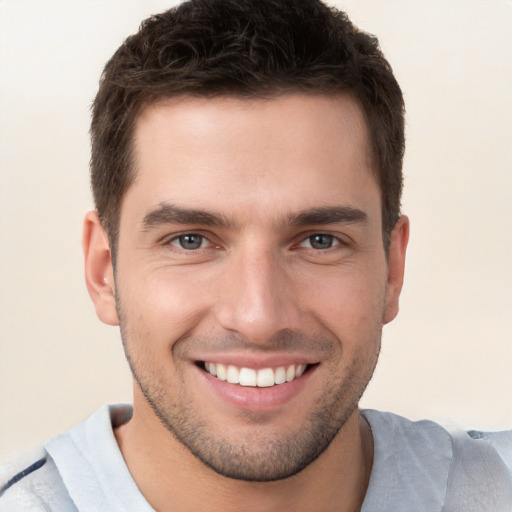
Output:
[1, 0, 511, 458]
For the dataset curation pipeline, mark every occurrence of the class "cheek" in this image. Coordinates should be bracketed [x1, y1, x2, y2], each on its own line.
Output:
[117, 268, 216, 353]
[302, 267, 387, 339]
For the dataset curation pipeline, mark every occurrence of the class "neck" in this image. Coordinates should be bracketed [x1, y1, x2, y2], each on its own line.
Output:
[115, 397, 373, 512]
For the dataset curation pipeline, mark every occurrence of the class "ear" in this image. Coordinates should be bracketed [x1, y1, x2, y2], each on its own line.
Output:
[383, 215, 409, 324]
[83, 211, 119, 326]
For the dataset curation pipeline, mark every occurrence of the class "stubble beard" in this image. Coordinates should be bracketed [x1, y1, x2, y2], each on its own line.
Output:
[117, 304, 381, 482]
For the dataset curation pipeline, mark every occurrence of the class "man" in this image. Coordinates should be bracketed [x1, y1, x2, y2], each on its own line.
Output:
[1, 0, 511, 510]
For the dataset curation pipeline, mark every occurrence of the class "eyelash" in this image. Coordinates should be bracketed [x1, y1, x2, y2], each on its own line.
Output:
[168, 233, 214, 251]
[297, 233, 343, 251]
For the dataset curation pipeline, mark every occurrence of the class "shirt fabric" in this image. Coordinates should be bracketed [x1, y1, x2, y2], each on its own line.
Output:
[1, 404, 511, 511]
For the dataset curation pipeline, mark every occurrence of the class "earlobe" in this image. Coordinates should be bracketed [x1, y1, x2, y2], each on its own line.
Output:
[82, 211, 119, 326]
[383, 215, 409, 324]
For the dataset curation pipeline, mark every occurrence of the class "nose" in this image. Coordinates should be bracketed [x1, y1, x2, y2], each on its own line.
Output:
[215, 245, 301, 344]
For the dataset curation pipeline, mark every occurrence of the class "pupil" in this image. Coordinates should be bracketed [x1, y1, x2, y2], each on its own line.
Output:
[180, 234, 202, 249]
[310, 234, 333, 249]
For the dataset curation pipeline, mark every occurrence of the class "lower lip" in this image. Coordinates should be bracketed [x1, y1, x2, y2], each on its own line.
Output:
[196, 365, 317, 412]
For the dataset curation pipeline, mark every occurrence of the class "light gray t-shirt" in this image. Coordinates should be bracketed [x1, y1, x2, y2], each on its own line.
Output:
[1, 404, 511, 511]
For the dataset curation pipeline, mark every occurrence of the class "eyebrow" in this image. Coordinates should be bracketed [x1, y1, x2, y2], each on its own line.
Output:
[287, 206, 368, 227]
[141, 203, 236, 230]
[141, 203, 368, 231]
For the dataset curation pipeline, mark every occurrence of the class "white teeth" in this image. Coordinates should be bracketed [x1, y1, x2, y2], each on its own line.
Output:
[275, 366, 286, 384]
[295, 364, 306, 377]
[216, 363, 227, 381]
[256, 368, 275, 387]
[239, 367, 257, 386]
[226, 365, 240, 384]
[205, 362, 309, 387]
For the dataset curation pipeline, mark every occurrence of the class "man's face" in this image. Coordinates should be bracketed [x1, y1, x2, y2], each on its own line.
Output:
[96, 94, 406, 481]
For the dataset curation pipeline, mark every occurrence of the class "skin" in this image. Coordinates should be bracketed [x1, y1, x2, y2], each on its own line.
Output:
[83, 94, 409, 512]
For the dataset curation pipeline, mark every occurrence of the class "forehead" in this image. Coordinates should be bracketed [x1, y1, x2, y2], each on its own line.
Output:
[124, 94, 379, 226]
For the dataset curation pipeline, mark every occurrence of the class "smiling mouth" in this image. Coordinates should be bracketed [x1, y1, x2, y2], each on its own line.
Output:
[199, 362, 316, 388]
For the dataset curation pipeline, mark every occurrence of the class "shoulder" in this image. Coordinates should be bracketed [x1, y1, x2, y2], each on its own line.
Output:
[363, 409, 512, 471]
[466, 429, 512, 474]
[445, 428, 512, 510]
[0, 447, 76, 511]
[0, 404, 133, 511]
[361, 409, 512, 512]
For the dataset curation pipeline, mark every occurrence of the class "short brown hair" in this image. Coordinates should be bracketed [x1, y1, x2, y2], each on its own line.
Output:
[91, 0, 405, 253]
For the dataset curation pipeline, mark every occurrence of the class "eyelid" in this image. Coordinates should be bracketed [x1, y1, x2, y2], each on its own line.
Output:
[171, 234, 211, 249]
[298, 234, 340, 249]
[294, 231, 348, 248]
[163, 230, 218, 250]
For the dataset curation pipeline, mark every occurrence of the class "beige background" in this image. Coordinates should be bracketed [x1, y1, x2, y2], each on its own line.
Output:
[1, 0, 511, 458]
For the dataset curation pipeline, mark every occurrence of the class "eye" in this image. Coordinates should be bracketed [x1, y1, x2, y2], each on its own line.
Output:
[170, 233, 211, 250]
[300, 234, 339, 250]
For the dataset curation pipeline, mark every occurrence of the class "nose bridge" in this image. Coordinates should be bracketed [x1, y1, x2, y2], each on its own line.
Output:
[216, 243, 298, 343]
